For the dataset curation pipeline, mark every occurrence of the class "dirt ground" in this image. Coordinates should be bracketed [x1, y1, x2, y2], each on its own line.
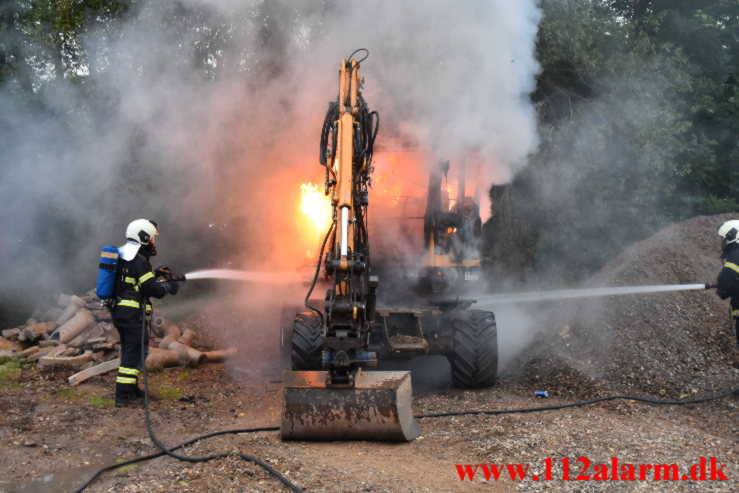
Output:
[1, 213, 738, 492]
[0, 361, 736, 493]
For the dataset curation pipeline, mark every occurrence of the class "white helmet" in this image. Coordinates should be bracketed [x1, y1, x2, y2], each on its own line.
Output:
[717, 220, 739, 249]
[126, 219, 158, 245]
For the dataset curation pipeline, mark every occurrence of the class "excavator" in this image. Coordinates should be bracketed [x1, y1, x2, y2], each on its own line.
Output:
[281, 51, 496, 442]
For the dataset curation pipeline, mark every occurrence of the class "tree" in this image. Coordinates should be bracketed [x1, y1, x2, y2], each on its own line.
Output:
[484, 0, 737, 282]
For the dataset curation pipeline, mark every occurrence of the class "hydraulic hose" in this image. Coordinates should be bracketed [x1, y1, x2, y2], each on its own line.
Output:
[304, 219, 336, 325]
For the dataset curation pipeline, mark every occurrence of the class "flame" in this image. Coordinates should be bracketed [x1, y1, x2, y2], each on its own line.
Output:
[300, 182, 332, 236]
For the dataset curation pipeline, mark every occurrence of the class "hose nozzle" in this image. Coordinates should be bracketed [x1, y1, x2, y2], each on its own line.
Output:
[705, 282, 718, 290]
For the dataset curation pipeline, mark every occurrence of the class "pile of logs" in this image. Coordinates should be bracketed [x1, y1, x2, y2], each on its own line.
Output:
[0, 290, 236, 386]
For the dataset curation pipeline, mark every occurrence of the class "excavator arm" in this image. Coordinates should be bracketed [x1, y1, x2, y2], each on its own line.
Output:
[282, 52, 419, 441]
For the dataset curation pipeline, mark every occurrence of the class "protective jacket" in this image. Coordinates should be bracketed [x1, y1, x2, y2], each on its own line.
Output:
[717, 243, 739, 346]
[717, 244, 739, 310]
[110, 252, 166, 399]
[112, 252, 166, 318]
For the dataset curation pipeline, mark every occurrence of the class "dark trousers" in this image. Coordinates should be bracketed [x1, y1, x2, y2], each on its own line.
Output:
[115, 315, 149, 371]
[112, 310, 149, 398]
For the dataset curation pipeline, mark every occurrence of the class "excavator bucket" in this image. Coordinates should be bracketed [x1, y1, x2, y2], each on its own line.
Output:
[281, 370, 420, 441]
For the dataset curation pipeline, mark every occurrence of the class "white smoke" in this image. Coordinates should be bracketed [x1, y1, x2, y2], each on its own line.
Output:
[0, 1, 541, 311]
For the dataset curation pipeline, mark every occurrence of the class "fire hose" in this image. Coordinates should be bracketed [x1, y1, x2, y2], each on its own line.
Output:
[72, 303, 302, 493]
[73, 278, 737, 491]
[73, 365, 738, 493]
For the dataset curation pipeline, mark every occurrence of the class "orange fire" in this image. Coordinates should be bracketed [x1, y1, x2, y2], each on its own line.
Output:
[300, 182, 332, 236]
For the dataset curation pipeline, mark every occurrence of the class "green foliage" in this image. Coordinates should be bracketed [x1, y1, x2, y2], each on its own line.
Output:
[485, 0, 739, 282]
[24, 0, 132, 79]
[0, 0, 734, 287]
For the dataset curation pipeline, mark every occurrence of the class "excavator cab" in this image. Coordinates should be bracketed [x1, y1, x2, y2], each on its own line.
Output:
[419, 159, 483, 296]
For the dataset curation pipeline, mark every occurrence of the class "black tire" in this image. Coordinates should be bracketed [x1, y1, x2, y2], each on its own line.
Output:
[447, 309, 498, 388]
[291, 312, 323, 371]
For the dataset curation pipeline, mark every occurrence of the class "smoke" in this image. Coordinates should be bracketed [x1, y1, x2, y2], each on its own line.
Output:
[0, 0, 541, 303]
[0, 1, 542, 375]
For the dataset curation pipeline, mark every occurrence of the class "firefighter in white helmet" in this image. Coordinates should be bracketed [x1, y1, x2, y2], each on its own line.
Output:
[715, 220, 739, 349]
[111, 219, 181, 406]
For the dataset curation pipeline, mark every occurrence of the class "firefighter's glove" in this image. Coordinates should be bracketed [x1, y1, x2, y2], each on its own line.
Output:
[165, 281, 180, 296]
[155, 265, 173, 279]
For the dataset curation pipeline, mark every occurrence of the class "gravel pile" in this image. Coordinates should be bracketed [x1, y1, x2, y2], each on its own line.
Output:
[513, 213, 738, 398]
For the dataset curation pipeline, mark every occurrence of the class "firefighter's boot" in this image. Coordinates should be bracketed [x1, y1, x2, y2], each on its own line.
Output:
[115, 381, 144, 407]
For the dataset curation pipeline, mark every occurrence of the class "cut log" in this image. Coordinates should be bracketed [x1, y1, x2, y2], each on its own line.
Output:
[92, 342, 115, 351]
[177, 329, 196, 346]
[61, 347, 79, 357]
[0, 337, 21, 352]
[38, 340, 59, 348]
[28, 346, 55, 362]
[38, 350, 93, 367]
[91, 310, 111, 321]
[55, 296, 85, 326]
[85, 300, 103, 310]
[55, 305, 79, 326]
[17, 346, 42, 358]
[159, 324, 181, 349]
[146, 348, 180, 368]
[104, 324, 120, 343]
[68, 322, 109, 347]
[203, 347, 238, 363]
[151, 316, 178, 339]
[42, 344, 68, 359]
[52, 309, 95, 344]
[85, 337, 108, 345]
[2, 327, 21, 340]
[18, 322, 56, 342]
[166, 341, 205, 367]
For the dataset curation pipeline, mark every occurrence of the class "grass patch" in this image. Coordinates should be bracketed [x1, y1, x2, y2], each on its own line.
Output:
[0, 359, 23, 381]
[156, 383, 182, 400]
[89, 395, 115, 406]
[146, 365, 165, 374]
[54, 389, 86, 400]
[115, 459, 140, 472]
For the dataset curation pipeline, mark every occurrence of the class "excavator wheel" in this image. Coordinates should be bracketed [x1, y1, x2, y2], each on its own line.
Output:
[291, 312, 323, 371]
[447, 309, 498, 388]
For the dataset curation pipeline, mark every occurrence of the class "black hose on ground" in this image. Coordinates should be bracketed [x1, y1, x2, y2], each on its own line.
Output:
[414, 384, 739, 419]
[73, 371, 737, 493]
[72, 307, 303, 493]
[71, 425, 279, 493]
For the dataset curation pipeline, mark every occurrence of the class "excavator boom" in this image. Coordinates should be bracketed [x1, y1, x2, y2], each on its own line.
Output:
[282, 52, 420, 441]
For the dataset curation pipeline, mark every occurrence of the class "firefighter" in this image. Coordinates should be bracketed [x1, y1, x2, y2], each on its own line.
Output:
[716, 220, 739, 348]
[112, 219, 180, 407]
